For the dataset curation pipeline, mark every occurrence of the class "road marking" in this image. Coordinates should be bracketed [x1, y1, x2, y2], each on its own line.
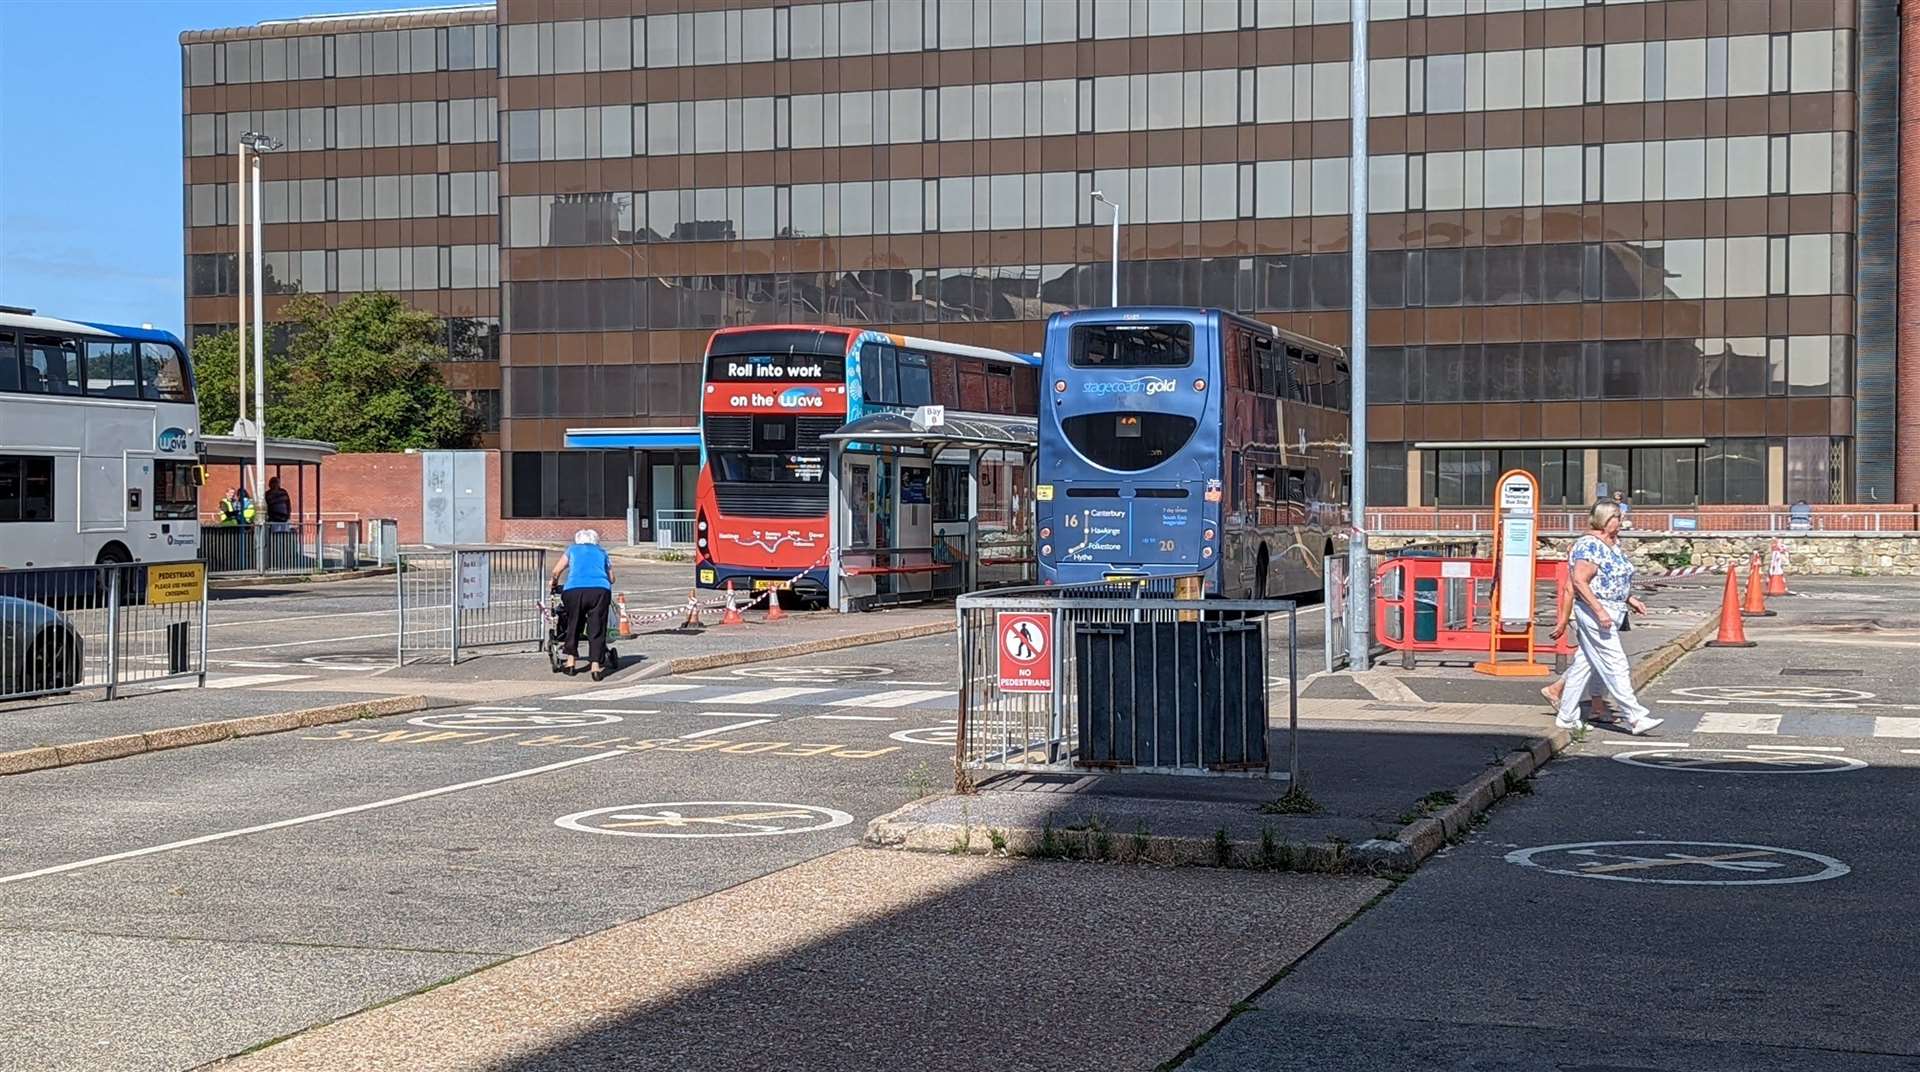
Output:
[577, 708, 661, 716]
[813, 714, 898, 721]
[207, 631, 393, 653]
[679, 718, 774, 739]
[1505, 840, 1850, 886]
[206, 608, 394, 629]
[557, 801, 854, 839]
[1670, 685, 1876, 703]
[1747, 744, 1845, 752]
[152, 673, 311, 691]
[1601, 739, 1688, 747]
[694, 686, 831, 705]
[224, 661, 294, 669]
[1351, 673, 1423, 705]
[1613, 749, 1865, 774]
[561, 682, 701, 701]
[825, 688, 955, 709]
[1871, 717, 1920, 738]
[0, 751, 626, 888]
[1693, 712, 1782, 735]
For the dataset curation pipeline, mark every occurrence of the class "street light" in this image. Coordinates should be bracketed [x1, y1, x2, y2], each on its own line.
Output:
[238, 130, 281, 572]
[1090, 190, 1122, 307]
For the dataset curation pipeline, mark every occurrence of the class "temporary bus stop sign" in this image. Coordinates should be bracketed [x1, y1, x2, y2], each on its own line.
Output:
[1474, 469, 1550, 678]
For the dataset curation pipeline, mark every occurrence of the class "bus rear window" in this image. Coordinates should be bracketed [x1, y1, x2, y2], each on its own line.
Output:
[1071, 323, 1192, 368]
[1061, 413, 1197, 472]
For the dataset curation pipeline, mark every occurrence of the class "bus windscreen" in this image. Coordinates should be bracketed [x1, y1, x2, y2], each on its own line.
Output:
[1070, 322, 1192, 368]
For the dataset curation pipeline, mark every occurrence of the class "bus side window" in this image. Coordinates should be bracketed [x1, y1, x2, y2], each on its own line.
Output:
[85, 339, 141, 398]
[1253, 466, 1278, 526]
[142, 343, 192, 402]
[1287, 469, 1307, 524]
[866, 345, 897, 403]
[0, 332, 17, 392]
[0, 455, 56, 522]
[21, 336, 81, 395]
[898, 349, 932, 406]
[1253, 337, 1276, 396]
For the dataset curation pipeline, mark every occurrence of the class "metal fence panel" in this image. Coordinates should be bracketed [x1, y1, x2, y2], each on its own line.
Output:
[955, 580, 1297, 782]
[654, 509, 696, 547]
[396, 547, 546, 665]
[0, 562, 207, 702]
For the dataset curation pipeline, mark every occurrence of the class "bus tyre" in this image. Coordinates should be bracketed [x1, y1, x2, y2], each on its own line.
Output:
[94, 543, 134, 608]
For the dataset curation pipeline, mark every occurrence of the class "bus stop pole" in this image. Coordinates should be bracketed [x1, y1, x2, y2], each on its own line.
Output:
[1345, 1, 1373, 672]
[827, 441, 843, 613]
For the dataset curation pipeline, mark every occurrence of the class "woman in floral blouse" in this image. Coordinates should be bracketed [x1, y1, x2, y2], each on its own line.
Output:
[1549, 501, 1663, 736]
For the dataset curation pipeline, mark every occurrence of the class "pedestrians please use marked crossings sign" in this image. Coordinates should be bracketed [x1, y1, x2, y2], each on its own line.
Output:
[996, 611, 1053, 694]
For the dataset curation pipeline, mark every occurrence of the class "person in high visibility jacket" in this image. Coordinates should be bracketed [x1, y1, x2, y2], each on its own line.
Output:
[219, 488, 256, 525]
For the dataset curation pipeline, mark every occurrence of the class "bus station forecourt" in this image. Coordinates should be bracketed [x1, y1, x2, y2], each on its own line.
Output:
[8, 307, 1920, 1070]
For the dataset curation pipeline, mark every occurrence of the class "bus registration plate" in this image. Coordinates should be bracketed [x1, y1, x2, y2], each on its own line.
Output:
[752, 579, 791, 591]
[1103, 574, 1148, 584]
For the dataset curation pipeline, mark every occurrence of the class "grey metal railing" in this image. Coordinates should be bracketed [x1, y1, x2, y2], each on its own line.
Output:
[654, 509, 696, 547]
[0, 562, 208, 702]
[955, 577, 1298, 783]
[396, 547, 548, 665]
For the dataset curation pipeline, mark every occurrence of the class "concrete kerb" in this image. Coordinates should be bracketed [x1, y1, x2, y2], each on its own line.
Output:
[867, 608, 1721, 877]
[639, 619, 956, 678]
[0, 694, 427, 777]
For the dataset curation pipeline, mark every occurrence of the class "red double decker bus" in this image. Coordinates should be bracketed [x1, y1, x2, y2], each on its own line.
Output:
[693, 325, 1037, 603]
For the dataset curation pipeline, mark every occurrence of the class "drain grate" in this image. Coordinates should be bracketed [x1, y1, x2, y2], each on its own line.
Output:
[1780, 668, 1862, 677]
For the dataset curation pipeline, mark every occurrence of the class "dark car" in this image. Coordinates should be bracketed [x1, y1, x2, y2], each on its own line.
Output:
[1, 596, 86, 698]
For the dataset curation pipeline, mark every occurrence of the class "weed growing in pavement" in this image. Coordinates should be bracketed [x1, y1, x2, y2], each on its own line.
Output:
[1397, 788, 1461, 826]
[1131, 822, 1152, 863]
[1259, 784, 1323, 816]
[1213, 827, 1234, 867]
[949, 804, 974, 854]
[1259, 827, 1279, 868]
[1503, 770, 1535, 795]
[1570, 724, 1591, 744]
[653, 549, 690, 563]
[1039, 819, 1063, 859]
[1320, 836, 1351, 872]
[987, 828, 1008, 855]
[904, 761, 937, 802]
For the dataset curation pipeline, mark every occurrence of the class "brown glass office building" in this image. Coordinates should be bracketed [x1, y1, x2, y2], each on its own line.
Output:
[183, 0, 1897, 526]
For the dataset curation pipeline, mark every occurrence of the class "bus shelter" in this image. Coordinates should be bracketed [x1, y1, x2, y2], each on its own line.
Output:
[822, 407, 1036, 613]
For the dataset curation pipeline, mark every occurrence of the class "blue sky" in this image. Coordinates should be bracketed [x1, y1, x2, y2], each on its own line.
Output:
[0, 0, 455, 337]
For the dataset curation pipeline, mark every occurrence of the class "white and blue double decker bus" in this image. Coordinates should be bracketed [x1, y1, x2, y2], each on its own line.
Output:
[0, 308, 202, 569]
[1035, 307, 1349, 598]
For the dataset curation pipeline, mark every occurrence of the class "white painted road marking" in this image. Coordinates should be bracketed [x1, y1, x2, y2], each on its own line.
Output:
[557, 801, 854, 839]
[678, 718, 774, 739]
[1747, 744, 1845, 752]
[0, 751, 627, 888]
[1871, 717, 1920, 738]
[1352, 672, 1423, 705]
[1693, 712, 1783, 735]
[153, 673, 311, 691]
[694, 686, 830, 705]
[206, 631, 393, 653]
[813, 714, 898, 721]
[825, 688, 955, 709]
[1505, 840, 1850, 886]
[562, 682, 701, 701]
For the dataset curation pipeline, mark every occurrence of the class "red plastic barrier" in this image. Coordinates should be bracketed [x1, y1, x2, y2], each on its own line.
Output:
[1373, 556, 1576, 661]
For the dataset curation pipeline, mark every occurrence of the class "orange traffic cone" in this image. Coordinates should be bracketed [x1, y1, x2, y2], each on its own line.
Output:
[764, 594, 787, 622]
[720, 581, 746, 626]
[1766, 540, 1790, 597]
[1741, 553, 1775, 617]
[1706, 565, 1756, 648]
[680, 589, 704, 631]
[616, 593, 634, 639]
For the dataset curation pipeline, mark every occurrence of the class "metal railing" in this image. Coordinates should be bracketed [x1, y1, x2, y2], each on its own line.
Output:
[955, 577, 1299, 782]
[1367, 509, 1920, 537]
[360, 518, 401, 567]
[201, 519, 401, 574]
[654, 509, 696, 547]
[0, 562, 208, 702]
[396, 547, 548, 665]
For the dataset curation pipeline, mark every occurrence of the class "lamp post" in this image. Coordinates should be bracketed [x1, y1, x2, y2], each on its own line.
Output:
[239, 131, 282, 572]
[1090, 190, 1122, 307]
[235, 140, 249, 430]
[1345, 2, 1372, 672]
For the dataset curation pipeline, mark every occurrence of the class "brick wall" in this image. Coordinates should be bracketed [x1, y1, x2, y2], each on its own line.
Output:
[198, 450, 504, 545]
[499, 517, 625, 544]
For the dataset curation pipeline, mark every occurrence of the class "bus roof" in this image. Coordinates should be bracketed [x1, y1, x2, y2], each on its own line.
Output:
[705, 324, 1037, 367]
[1044, 306, 1343, 360]
[0, 311, 184, 347]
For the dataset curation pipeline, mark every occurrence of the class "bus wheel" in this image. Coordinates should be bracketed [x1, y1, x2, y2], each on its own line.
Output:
[94, 543, 134, 607]
[95, 543, 131, 566]
[1254, 549, 1269, 600]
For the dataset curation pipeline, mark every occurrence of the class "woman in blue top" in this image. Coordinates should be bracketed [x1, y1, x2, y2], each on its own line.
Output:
[1551, 501, 1662, 736]
[549, 529, 617, 681]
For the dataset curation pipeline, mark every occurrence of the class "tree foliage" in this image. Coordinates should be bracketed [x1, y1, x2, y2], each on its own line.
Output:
[190, 294, 473, 452]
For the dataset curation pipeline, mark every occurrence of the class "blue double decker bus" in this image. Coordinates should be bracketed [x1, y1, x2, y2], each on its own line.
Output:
[1035, 307, 1349, 598]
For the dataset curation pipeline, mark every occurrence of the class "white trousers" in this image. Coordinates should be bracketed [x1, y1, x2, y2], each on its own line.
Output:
[1556, 599, 1650, 724]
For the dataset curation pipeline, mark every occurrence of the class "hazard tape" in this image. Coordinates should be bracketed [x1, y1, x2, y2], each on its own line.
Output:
[617, 554, 830, 627]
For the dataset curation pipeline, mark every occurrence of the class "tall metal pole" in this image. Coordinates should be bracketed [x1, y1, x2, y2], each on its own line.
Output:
[1345, 1, 1372, 672]
[251, 152, 269, 573]
[235, 142, 248, 427]
[1109, 200, 1120, 307]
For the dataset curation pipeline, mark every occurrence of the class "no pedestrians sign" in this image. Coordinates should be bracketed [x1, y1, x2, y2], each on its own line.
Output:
[996, 611, 1054, 694]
